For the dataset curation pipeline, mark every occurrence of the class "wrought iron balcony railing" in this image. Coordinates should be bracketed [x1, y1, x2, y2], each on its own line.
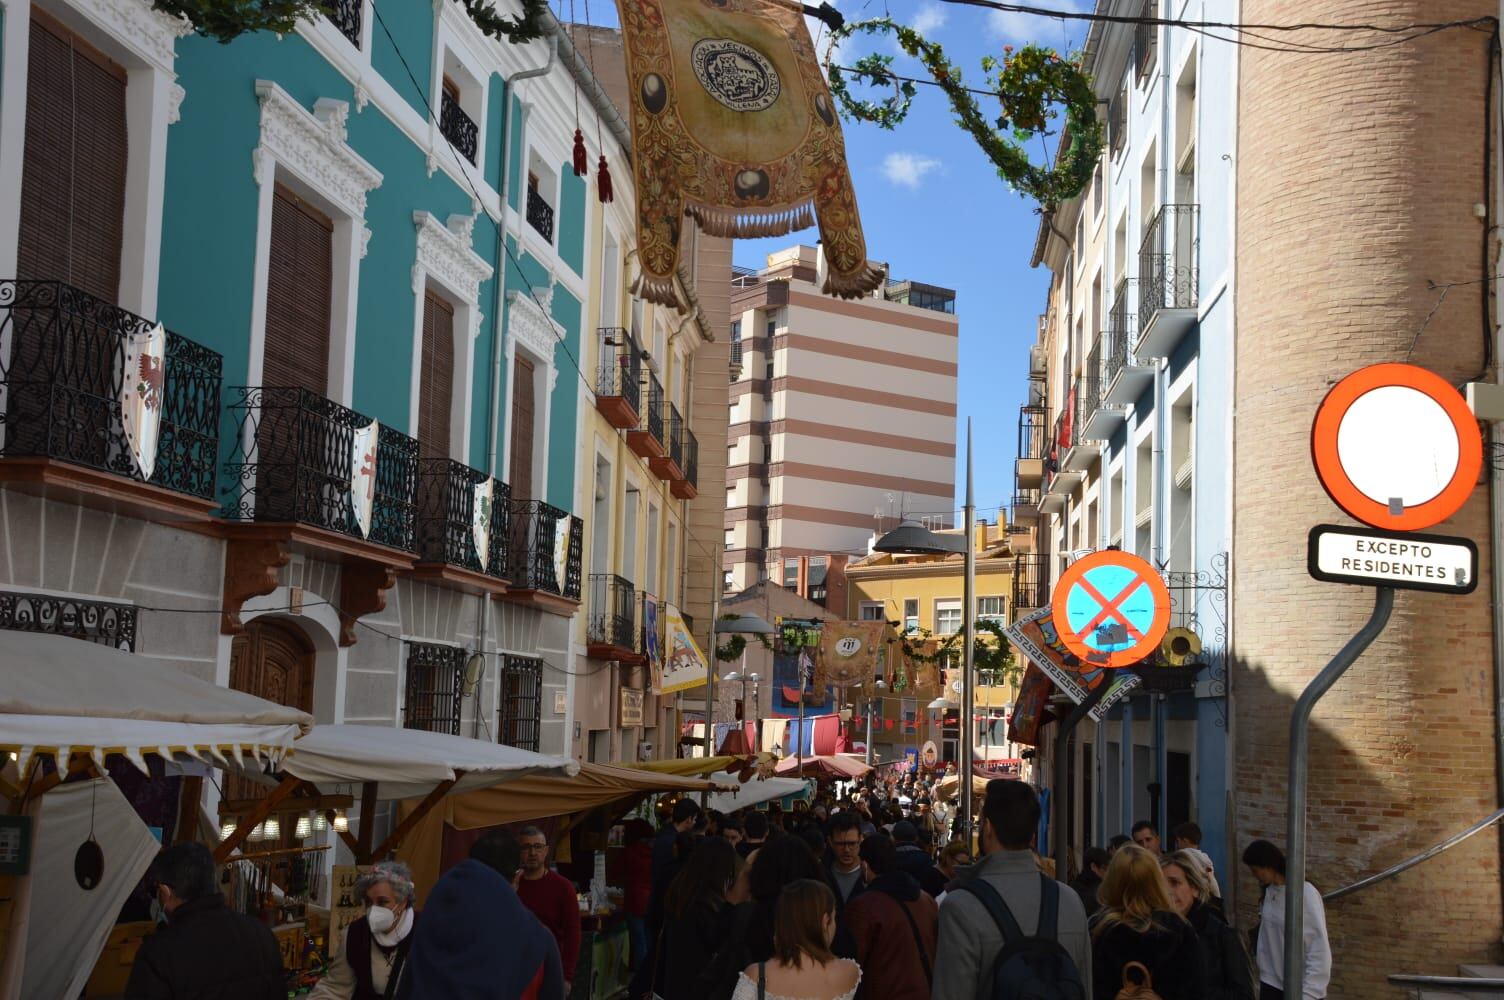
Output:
[684, 428, 698, 488]
[1017, 404, 1048, 461]
[1013, 554, 1051, 612]
[508, 498, 583, 599]
[440, 91, 479, 165]
[643, 373, 664, 445]
[326, 0, 362, 47]
[415, 459, 510, 578]
[1075, 376, 1102, 442]
[526, 187, 555, 243]
[1104, 288, 1139, 386]
[595, 327, 640, 413]
[0, 279, 223, 501]
[223, 387, 419, 552]
[666, 403, 684, 470]
[587, 573, 637, 652]
[1138, 203, 1199, 337]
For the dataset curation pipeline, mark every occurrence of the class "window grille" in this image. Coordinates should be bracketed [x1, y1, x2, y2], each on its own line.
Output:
[0, 590, 137, 650]
[404, 642, 465, 735]
[499, 655, 543, 751]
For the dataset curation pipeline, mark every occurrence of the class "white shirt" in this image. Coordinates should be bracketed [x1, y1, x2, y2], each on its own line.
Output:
[1256, 881, 1332, 999]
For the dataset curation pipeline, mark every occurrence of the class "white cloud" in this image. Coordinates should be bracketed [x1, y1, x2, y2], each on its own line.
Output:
[910, 2, 948, 35]
[985, 0, 1087, 48]
[882, 152, 942, 189]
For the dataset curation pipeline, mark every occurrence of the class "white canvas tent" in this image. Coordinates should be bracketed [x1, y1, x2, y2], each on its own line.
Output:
[703, 774, 810, 814]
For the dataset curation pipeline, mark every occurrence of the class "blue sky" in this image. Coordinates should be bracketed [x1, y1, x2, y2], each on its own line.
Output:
[730, 0, 1091, 522]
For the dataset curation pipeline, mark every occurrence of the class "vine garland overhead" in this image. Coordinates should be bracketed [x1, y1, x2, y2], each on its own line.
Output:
[155, 0, 553, 45]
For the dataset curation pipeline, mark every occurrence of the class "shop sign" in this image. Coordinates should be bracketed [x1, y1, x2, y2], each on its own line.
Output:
[1308, 524, 1477, 594]
[620, 687, 645, 726]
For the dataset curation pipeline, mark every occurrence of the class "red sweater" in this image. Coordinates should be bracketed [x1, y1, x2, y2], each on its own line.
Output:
[517, 870, 582, 978]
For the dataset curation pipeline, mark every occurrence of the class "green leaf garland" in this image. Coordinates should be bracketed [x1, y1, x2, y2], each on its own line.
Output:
[154, 0, 550, 46]
[826, 19, 1103, 208]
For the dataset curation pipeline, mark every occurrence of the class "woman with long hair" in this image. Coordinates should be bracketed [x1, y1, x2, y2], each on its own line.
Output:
[654, 837, 744, 1000]
[1090, 844, 1206, 1000]
[744, 836, 857, 964]
[1242, 839, 1330, 1000]
[733, 880, 861, 1000]
[1161, 851, 1254, 1000]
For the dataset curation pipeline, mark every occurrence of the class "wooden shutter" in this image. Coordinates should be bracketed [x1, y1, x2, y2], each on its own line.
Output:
[263, 185, 333, 393]
[17, 12, 127, 302]
[418, 291, 455, 461]
[510, 356, 535, 501]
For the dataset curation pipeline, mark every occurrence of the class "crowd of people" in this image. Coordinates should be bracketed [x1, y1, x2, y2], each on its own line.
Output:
[121, 771, 1333, 1000]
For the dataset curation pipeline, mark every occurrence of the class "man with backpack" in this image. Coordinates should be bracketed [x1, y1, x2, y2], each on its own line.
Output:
[931, 780, 1091, 1000]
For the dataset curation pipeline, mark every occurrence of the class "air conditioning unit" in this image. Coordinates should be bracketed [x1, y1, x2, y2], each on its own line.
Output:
[637, 741, 655, 760]
[1029, 344, 1048, 376]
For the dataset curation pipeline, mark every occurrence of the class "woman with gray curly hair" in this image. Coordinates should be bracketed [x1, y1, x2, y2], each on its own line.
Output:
[310, 860, 420, 1000]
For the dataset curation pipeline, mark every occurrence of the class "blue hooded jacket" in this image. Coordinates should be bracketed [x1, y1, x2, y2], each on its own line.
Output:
[396, 859, 566, 1000]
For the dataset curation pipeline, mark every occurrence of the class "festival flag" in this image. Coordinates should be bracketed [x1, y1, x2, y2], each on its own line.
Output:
[553, 515, 573, 590]
[348, 420, 379, 538]
[818, 620, 884, 688]
[119, 323, 166, 481]
[1004, 606, 1140, 722]
[471, 478, 494, 570]
[644, 597, 662, 694]
[660, 603, 709, 694]
[616, 0, 883, 308]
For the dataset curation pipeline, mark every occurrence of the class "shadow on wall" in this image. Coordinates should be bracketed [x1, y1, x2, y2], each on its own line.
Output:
[1229, 655, 1502, 998]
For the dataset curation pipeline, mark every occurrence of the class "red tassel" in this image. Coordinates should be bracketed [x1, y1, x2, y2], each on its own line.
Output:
[572, 129, 587, 177]
[597, 155, 614, 203]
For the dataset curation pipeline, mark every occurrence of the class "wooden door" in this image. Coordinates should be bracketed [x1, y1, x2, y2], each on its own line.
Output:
[17, 10, 127, 301]
[263, 185, 333, 394]
[224, 620, 315, 807]
[509, 356, 535, 501]
[418, 291, 455, 461]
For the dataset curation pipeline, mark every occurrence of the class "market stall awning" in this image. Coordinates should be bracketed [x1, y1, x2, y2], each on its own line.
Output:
[626, 753, 774, 781]
[703, 775, 810, 814]
[397, 762, 718, 904]
[0, 629, 312, 771]
[773, 754, 871, 781]
[273, 724, 579, 800]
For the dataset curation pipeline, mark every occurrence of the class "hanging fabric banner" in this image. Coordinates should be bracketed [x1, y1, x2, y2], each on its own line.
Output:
[660, 603, 709, 694]
[348, 420, 380, 538]
[819, 620, 885, 688]
[644, 596, 662, 694]
[1004, 605, 1139, 721]
[471, 478, 494, 570]
[119, 322, 166, 481]
[553, 514, 573, 591]
[616, 0, 883, 308]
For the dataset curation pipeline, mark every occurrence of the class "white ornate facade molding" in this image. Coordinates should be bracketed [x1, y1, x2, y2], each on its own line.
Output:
[412, 211, 493, 308]
[167, 82, 185, 124]
[252, 81, 383, 242]
[506, 288, 564, 364]
[70, 0, 192, 74]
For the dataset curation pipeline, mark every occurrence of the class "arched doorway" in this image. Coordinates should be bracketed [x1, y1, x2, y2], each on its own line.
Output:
[224, 618, 315, 809]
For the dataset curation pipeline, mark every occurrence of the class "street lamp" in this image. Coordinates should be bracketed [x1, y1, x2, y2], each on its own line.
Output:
[876, 418, 976, 849]
[723, 670, 761, 750]
[711, 615, 774, 758]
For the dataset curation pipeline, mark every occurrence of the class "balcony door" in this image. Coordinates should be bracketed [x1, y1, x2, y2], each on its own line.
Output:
[17, 11, 127, 301]
[510, 355, 535, 501]
[263, 185, 332, 394]
[417, 290, 455, 461]
[224, 619, 315, 817]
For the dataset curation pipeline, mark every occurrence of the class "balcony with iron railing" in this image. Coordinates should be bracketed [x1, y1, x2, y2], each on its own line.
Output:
[1043, 406, 1083, 503]
[413, 459, 511, 592]
[1059, 376, 1103, 473]
[440, 91, 479, 165]
[526, 187, 555, 243]
[1015, 404, 1048, 488]
[1082, 338, 1126, 440]
[504, 498, 583, 611]
[595, 327, 641, 430]
[652, 403, 686, 487]
[626, 373, 665, 460]
[1012, 554, 1051, 613]
[1103, 285, 1154, 405]
[1137, 203, 1199, 358]
[0, 279, 223, 519]
[587, 573, 643, 661]
[1010, 488, 1042, 523]
[672, 426, 698, 500]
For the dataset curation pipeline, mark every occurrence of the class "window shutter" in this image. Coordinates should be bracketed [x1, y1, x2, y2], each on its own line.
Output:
[510, 356, 535, 500]
[263, 186, 333, 394]
[418, 291, 455, 461]
[17, 12, 127, 302]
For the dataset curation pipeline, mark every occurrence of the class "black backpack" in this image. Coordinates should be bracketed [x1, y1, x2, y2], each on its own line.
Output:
[955, 873, 1087, 1000]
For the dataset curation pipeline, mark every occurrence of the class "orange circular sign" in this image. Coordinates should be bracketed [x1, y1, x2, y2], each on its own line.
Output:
[1311, 363, 1482, 531]
[1050, 550, 1171, 669]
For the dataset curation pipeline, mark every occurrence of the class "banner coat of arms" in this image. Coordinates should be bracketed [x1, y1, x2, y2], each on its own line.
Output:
[471, 478, 494, 570]
[617, 0, 883, 307]
[348, 420, 380, 539]
[119, 323, 167, 481]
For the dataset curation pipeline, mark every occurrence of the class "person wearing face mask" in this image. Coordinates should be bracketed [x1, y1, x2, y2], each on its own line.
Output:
[310, 861, 420, 1000]
[125, 842, 284, 1000]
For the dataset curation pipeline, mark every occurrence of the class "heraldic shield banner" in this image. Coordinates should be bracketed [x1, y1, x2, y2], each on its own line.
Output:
[616, 0, 883, 308]
[348, 420, 380, 539]
[119, 323, 167, 481]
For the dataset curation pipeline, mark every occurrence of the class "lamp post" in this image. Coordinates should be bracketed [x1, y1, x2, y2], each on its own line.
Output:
[876, 419, 974, 847]
[723, 670, 760, 750]
[712, 615, 774, 758]
[863, 679, 886, 766]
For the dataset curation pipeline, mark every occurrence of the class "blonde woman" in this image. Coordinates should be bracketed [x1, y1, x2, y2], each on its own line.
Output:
[735, 879, 861, 1000]
[1162, 851, 1254, 1000]
[1090, 845, 1206, 1000]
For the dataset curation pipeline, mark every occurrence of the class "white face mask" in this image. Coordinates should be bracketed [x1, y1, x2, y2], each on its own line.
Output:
[367, 905, 398, 934]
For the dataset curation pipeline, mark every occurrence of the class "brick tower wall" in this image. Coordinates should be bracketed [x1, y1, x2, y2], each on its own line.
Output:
[1233, 2, 1501, 995]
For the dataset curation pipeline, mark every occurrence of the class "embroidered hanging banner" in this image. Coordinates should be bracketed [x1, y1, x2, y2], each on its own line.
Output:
[348, 420, 380, 538]
[660, 602, 709, 694]
[471, 478, 494, 570]
[616, 0, 883, 307]
[552, 515, 573, 590]
[119, 323, 167, 481]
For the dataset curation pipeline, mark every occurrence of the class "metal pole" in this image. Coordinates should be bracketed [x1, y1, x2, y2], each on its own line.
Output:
[1284, 586, 1394, 997]
[798, 650, 806, 775]
[865, 693, 874, 766]
[1055, 682, 1110, 881]
[703, 566, 721, 762]
[961, 419, 977, 850]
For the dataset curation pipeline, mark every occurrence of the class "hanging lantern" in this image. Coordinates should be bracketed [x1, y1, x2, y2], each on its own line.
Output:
[333, 810, 349, 833]
[294, 815, 312, 840]
[248, 822, 265, 842]
[262, 817, 281, 840]
[220, 819, 237, 842]
[313, 812, 328, 832]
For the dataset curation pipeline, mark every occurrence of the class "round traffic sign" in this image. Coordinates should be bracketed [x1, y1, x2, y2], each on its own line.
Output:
[1311, 363, 1482, 531]
[1050, 550, 1171, 668]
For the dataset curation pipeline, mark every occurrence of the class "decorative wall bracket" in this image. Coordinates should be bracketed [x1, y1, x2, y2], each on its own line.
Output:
[338, 559, 399, 646]
[222, 537, 291, 634]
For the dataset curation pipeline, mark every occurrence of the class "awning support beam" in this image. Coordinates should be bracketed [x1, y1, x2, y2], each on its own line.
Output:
[366, 775, 461, 864]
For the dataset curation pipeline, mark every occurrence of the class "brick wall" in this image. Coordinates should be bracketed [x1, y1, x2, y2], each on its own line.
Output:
[1233, 3, 1500, 994]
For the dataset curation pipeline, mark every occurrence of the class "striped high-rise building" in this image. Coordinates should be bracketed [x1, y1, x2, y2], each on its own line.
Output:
[723, 245, 959, 594]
